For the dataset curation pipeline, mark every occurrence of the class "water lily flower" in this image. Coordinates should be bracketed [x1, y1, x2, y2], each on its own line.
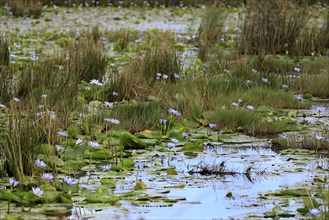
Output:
[35, 159, 47, 168]
[168, 108, 181, 116]
[167, 142, 175, 149]
[42, 173, 54, 181]
[246, 105, 254, 110]
[261, 77, 268, 83]
[182, 132, 189, 139]
[315, 134, 324, 141]
[294, 67, 301, 72]
[159, 119, 167, 124]
[10, 51, 17, 58]
[135, 161, 143, 169]
[104, 101, 113, 108]
[32, 187, 44, 197]
[56, 145, 65, 152]
[309, 208, 321, 216]
[76, 138, 83, 145]
[80, 183, 92, 190]
[88, 141, 100, 148]
[170, 138, 179, 143]
[57, 131, 69, 137]
[9, 178, 19, 187]
[295, 95, 304, 101]
[30, 53, 39, 61]
[174, 73, 180, 78]
[100, 165, 111, 171]
[63, 176, 78, 185]
[90, 79, 103, 87]
[48, 111, 56, 119]
[104, 118, 120, 124]
[208, 123, 216, 129]
[315, 106, 325, 113]
[232, 102, 239, 107]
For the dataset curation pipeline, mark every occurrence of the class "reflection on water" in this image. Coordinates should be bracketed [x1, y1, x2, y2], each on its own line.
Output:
[74, 145, 328, 219]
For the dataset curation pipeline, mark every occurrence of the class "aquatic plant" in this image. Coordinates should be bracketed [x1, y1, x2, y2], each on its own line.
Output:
[239, 0, 319, 56]
[198, 7, 227, 61]
[206, 107, 280, 136]
[109, 101, 165, 133]
[67, 29, 107, 82]
[1, 106, 46, 183]
[298, 68, 329, 98]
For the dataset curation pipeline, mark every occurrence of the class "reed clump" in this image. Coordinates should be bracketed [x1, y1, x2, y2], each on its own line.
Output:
[8, 0, 42, 18]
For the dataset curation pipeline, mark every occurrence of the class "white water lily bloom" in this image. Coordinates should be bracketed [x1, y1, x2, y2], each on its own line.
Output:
[9, 178, 19, 187]
[76, 138, 83, 145]
[35, 159, 46, 168]
[104, 118, 120, 124]
[56, 145, 65, 152]
[170, 138, 179, 143]
[90, 79, 103, 87]
[315, 134, 324, 141]
[294, 67, 301, 72]
[246, 105, 254, 110]
[100, 165, 111, 171]
[309, 208, 321, 216]
[167, 142, 175, 149]
[104, 101, 113, 108]
[168, 108, 181, 116]
[57, 131, 68, 137]
[42, 173, 54, 181]
[63, 176, 78, 185]
[32, 187, 44, 197]
[80, 183, 92, 190]
[88, 141, 100, 148]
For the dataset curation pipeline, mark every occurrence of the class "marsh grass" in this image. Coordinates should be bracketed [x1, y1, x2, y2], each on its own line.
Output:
[8, 0, 42, 18]
[244, 87, 301, 109]
[206, 108, 280, 136]
[1, 105, 47, 182]
[110, 101, 165, 133]
[110, 31, 180, 101]
[198, 8, 227, 61]
[298, 66, 329, 98]
[114, 29, 131, 52]
[239, 0, 320, 56]
[67, 31, 107, 82]
[272, 136, 329, 151]
[0, 36, 9, 68]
